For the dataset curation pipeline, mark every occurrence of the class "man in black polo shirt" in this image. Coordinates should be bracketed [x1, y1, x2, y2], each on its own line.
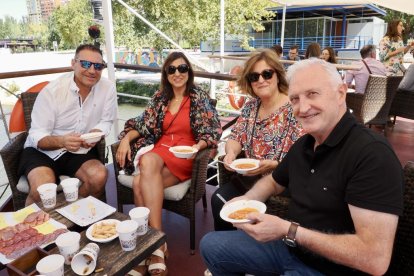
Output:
[200, 59, 403, 275]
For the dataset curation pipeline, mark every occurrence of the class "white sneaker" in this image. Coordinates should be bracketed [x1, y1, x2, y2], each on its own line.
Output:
[204, 269, 212, 276]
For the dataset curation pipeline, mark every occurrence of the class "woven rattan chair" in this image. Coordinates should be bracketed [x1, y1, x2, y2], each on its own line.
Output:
[111, 142, 210, 254]
[217, 153, 290, 218]
[0, 92, 106, 210]
[389, 89, 414, 123]
[346, 75, 402, 128]
[386, 161, 414, 274]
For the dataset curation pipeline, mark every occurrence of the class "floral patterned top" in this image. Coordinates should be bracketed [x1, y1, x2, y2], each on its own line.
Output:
[379, 36, 405, 76]
[229, 98, 304, 162]
[119, 86, 222, 175]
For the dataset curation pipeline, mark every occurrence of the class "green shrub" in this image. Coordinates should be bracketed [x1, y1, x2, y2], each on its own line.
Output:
[116, 80, 160, 105]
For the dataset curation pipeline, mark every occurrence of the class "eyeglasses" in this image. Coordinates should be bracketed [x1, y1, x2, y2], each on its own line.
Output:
[247, 69, 275, 83]
[167, 64, 190, 75]
[76, 59, 106, 71]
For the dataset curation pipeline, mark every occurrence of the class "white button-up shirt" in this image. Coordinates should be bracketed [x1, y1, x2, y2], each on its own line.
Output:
[25, 72, 117, 160]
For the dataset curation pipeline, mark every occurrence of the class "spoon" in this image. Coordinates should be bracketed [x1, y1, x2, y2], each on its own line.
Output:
[216, 193, 227, 204]
[161, 144, 171, 148]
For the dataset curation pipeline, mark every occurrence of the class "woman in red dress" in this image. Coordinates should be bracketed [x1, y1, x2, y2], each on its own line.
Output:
[116, 52, 222, 275]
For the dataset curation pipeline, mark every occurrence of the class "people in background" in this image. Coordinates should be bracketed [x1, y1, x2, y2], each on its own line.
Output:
[321, 46, 337, 64]
[18, 44, 117, 205]
[200, 59, 403, 275]
[211, 49, 304, 231]
[345, 44, 386, 94]
[379, 19, 414, 76]
[271, 44, 283, 58]
[282, 45, 300, 61]
[305, 42, 321, 59]
[398, 63, 414, 91]
[116, 51, 221, 276]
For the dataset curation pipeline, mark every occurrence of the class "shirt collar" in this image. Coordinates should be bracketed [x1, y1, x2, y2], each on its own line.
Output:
[303, 110, 357, 150]
[69, 72, 96, 95]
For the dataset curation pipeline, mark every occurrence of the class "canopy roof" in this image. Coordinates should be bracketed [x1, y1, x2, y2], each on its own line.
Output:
[273, 0, 414, 15]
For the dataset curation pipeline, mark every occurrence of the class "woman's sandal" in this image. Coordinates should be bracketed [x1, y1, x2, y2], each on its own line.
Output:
[127, 259, 148, 276]
[148, 244, 168, 276]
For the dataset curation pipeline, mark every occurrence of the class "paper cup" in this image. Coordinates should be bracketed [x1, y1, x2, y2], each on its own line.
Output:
[61, 178, 80, 202]
[71, 243, 100, 275]
[129, 207, 150, 235]
[116, 220, 138, 251]
[55, 231, 81, 265]
[37, 183, 57, 208]
[36, 254, 64, 276]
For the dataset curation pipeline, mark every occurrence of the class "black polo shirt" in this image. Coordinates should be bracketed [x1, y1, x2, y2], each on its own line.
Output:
[273, 111, 404, 275]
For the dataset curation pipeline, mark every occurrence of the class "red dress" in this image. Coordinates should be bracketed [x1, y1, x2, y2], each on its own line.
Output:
[150, 97, 196, 181]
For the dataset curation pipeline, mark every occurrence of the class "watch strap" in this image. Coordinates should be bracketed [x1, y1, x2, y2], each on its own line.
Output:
[285, 221, 300, 247]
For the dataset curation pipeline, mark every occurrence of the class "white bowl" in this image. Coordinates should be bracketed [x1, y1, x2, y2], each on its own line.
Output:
[169, 146, 198, 159]
[80, 132, 104, 144]
[230, 158, 260, 174]
[220, 200, 267, 223]
[86, 219, 120, 243]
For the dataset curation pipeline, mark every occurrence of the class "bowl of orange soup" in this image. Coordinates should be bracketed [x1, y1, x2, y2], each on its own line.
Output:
[169, 146, 198, 159]
[230, 158, 260, 174]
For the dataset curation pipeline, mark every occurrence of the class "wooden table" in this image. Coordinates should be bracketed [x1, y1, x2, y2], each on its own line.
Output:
[49, 211, 166, 275]
[39, 192, 77, 229]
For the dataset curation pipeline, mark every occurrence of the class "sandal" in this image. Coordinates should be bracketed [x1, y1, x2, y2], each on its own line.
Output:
[148, 243, 168, 276]
[127, 259, 148, 276]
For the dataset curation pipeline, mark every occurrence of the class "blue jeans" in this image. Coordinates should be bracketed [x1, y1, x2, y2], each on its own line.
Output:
[200, 230, 325, 276]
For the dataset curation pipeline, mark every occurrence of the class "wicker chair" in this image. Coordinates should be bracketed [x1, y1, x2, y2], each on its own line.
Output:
[217, 153, 290, 218]
[111, 142, 210, 254]
[346, 75, 402, 128]
[389, 89, 414, 123]
[386, 161, 414, 274]
[0, 92, 106, 210]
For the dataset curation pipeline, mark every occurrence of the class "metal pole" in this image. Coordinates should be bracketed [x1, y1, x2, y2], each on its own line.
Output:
[281, 4, 287, 48]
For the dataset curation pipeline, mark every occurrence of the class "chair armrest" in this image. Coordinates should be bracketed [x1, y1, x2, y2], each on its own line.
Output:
[0, 132, 28, 191]
[96, 138, 106, 164]
[188, 148, 211, 200]
[110, 141, 121, 177]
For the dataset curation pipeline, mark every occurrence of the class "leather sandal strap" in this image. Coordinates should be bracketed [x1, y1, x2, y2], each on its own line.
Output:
[127, 260, 147, 276]
[148, 262, 166, 273]
[151, 249, 165, 259]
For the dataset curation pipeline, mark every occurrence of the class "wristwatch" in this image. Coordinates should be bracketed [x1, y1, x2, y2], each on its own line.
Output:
[283, 221, 300, 247]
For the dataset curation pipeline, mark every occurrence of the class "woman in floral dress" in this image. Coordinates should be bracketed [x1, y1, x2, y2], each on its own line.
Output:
[379, 20, 414, 76]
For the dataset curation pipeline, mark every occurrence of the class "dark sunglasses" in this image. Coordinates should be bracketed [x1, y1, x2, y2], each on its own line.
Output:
[76, 59, 106, 71]
[247, 69, 275, 83]
[167, 64, 190, 75]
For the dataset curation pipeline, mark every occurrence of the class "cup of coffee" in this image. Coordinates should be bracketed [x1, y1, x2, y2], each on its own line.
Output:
[61, 178, 80, 202]
[37, 183, 57, 209]
[116, 220, 138, 251]
[129, 207, 150, 235]
[71, 243, 100, 275]
[36, 254, 65, 276]
[55, 231, 81, 265]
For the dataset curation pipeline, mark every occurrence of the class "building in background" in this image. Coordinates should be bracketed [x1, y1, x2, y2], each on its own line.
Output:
[26, 0, 72, 23]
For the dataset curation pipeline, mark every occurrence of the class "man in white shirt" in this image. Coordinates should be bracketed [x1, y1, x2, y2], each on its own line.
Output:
[345, 45, 386, 94]
[18, 44, 117, 205]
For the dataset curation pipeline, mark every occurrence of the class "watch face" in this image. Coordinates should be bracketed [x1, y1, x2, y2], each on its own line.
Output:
[283, 237, 297, 247]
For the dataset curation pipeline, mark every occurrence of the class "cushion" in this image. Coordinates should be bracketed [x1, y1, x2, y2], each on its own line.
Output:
[117, 174, 191, 201]
[16, 175, 71, 193]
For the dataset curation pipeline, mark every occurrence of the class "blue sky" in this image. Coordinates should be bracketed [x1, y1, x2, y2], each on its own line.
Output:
[1, 0, 28, 20]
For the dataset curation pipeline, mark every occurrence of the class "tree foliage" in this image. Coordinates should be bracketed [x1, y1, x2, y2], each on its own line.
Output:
[383, 9, 414, 41]
[112, 0, 277, 53]
[50, 0, 94, 48]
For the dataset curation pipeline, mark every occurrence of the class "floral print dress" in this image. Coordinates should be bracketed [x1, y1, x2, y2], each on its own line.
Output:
[379, 36, 405, 76]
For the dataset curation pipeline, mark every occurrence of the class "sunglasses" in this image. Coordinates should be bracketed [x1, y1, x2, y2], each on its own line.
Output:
[76, 59, 106, 71]
[167, 64, 190, 75]
[247, 69, 275, 83]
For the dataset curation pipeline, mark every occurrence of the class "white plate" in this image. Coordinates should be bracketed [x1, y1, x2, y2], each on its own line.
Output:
[55, 196, 116, 227]
[229, 158, 260, 174]
[86, 219, 120, 243]
[80, 132, 104, 144]
[220, 200, 267, 224]
[169, 146, 198, 158]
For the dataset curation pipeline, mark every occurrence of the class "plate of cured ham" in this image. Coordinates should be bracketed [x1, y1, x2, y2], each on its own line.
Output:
[0, 204, 67, 264]
[55, 196, 116, 227]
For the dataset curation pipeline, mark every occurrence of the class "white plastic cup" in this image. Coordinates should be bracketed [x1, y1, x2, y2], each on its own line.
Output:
[37, 183, 57, 209]
[61, 178, 80, 202]
[36, 254, 65, 276]
[129, 207, 150, 235]
[116, 220, 138, 251]
[55, 231, 81, 265]
[71, 243, 100, 275]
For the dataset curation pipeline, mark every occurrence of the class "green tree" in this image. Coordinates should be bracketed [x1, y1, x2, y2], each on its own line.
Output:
[51, 0, 94, 48]
[112, 0, 277, 54]
[0, 16, 22, 39]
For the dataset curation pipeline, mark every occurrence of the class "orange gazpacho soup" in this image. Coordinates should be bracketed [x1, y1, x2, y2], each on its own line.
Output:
[228, 207, 259, 220]
[173, 148, 194, 153]
[235, 163, 256, 169]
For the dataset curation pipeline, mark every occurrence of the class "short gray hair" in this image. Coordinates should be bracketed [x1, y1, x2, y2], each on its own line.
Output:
[286, 59, 343, 88]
